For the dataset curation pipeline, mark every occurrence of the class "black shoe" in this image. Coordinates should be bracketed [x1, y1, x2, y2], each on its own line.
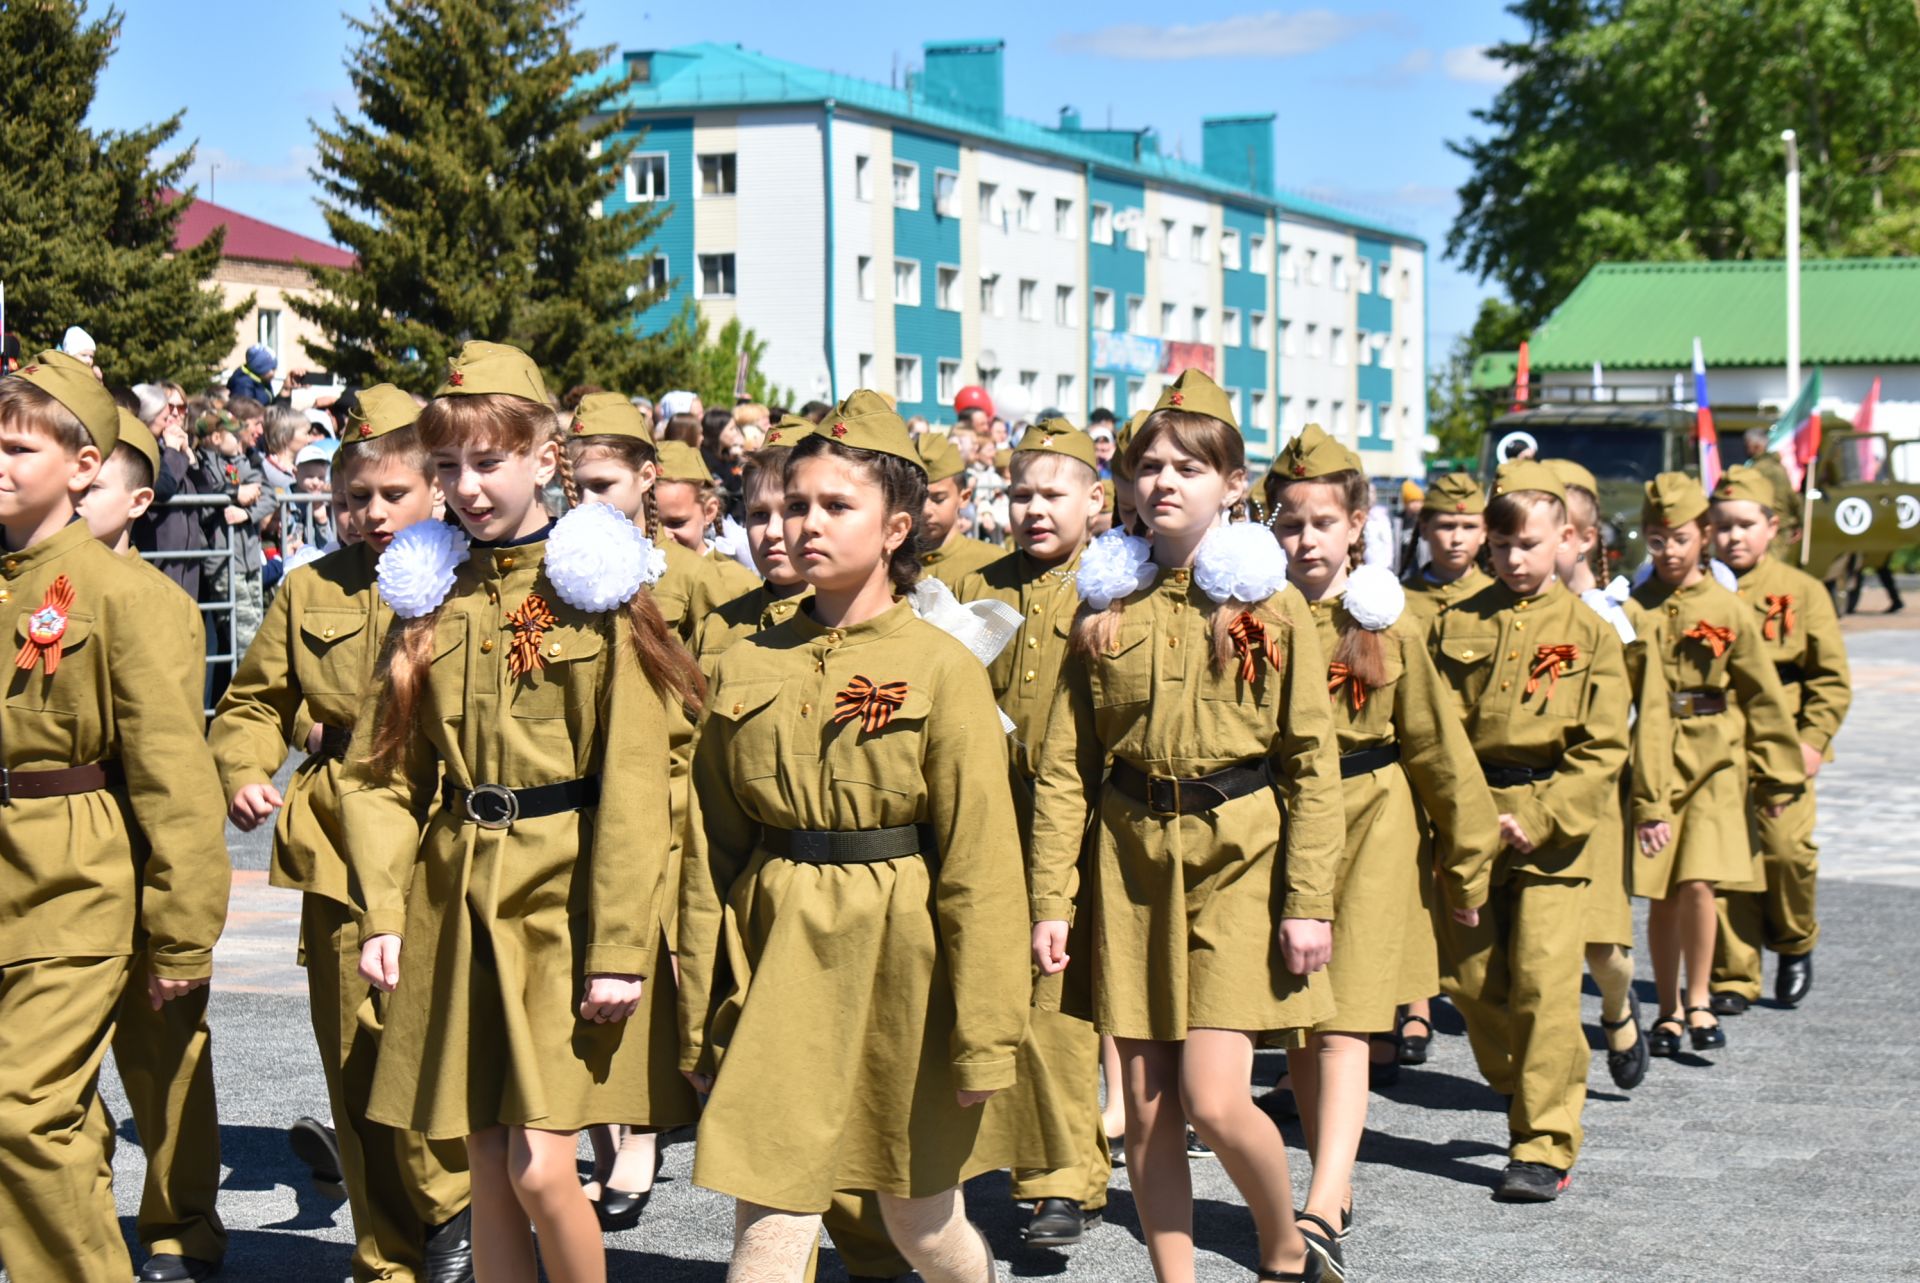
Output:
[848, 1277, 911, 1283]
[1602, 1008, 1649, 1090]
[138, 1257, 219, 1282]
[1367, 1055, 1401, 1089]
[1687, 1006, 1726, 1052]
[1257, 1085, 1298, 1121]
[422, 1206, 473, 1283]
[1257, 1252, 1327, 1282]
[1493, 1161, 1570, 1202]
[590, 1144, 663, 1232]
[1186, 1128, 1215, 1159]
[1397, 1012, 1432, 1065]
[1022, 1197, 1100, 1247]
[1776, 952, 1814, 1007]
[286, 1116, 345, 1200]
[1709, 991, 1750, 1017]
[1294, 1211, 1346, 1281]
[1648, 1016, 1684, 1058]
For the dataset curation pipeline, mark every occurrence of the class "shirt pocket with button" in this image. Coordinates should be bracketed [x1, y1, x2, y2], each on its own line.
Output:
[706, 680, 786, 785]
[509, 622, 605, 721]
[295, 608, 368, 696]
[1523, 643, 1592, 721]
[1434, 632, 1499, 707]
[7, 610, 98, 717]
[826, 687, 932, 811]
[1089, 619, 1155, 709]
[425, 614, 470, 717]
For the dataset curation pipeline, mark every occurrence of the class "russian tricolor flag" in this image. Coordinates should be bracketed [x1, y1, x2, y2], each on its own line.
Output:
[1693, 337, 1722, 492]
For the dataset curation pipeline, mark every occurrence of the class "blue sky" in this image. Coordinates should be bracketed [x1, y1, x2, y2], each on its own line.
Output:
[90, 1, 1525, 362]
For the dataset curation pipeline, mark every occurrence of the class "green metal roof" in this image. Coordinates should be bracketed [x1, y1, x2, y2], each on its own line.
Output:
[1528, 259, 1920, 370]
[584, 42, 1421, 244]
[1470, 350, 1520, 390]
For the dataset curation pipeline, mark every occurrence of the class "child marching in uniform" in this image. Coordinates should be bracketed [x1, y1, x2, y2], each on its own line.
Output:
[342, 342, 701, 1283]
[1032, 371, 1343, 1283]
[1706, 465, 1850, 1012]
[918, 433, 1006, 590]
[0, 353, 231, 1283]
[1266, 425, 1501, 1271]
[1400, 472, 1493, 627]
[78, 410, 228, 1282]
[1428, 460, 1630, 1202]
[1624, 473, 1803, 1060]
[209, 386, 475, 1282]
[691, 417, 819, 682]
[680, 390, 1028, 1282]
[654, 439, 761, 602]
[954, 419, 1114, 1250]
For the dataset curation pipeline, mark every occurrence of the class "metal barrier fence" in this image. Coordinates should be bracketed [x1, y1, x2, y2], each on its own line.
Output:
[140, 491, 331, 716]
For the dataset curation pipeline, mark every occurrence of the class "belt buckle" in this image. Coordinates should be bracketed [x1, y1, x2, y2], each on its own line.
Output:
[1147, 774, 1181, 817]
[0, 766, 9, 806]
[1673, 691, 1696, 716]
[464, 783, 519, 830]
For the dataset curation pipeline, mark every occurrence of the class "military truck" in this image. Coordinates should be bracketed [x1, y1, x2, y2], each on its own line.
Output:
[1477, 402, 1920, 585]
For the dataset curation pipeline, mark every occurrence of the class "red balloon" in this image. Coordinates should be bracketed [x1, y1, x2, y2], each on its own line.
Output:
[953, 384, 993, 418]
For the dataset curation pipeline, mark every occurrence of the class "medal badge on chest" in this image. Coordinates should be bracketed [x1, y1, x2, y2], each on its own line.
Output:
[14, 575, 76, 676]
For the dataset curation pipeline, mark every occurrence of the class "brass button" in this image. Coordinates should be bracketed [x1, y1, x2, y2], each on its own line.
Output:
[732, 702, 744, 715]
[1168, 637, 1179, 648]
[826, 630, 842, 642]
[481, 638, 495, 653]
[0, 589, 9, 604]
[488, 589, 499, 603]
[500, 555, 516, 569]
[547, 642, 561, 657]
[1029, 604, 1041, 615]
[1507, 650, 1517, 660]
[3, 559, 15, 571]
[1514, 621, 1526, 632]
[1501, 680, 1511, 690]
[1462, 649, 1476, 659]
[323, 627, 336, 639]
[1024, 670, 1036, 682]
[1027, 637, 1038, 649]
[801, 702, 812, 716]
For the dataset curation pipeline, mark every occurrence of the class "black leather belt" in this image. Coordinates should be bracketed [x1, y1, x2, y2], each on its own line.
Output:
[441, 776, 601, 830]
[1670, 689, 1729, 717]
[1110, 758, 1271, 816]
[763, 824, 937, 864]
[1774, 662, 1807, 686]
[1481, 760, 1556, 789]
[0, 761, 122, 805]
[1340, 744, 1402, 779]
[315, 724, 353, 760]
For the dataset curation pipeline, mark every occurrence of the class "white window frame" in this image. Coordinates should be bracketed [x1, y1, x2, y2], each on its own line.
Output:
[978, 181, 1000, 225]
[1280, 318, 1294, 356]
[1356, 256, 1373, 294]
[895, 355, 923, 403]
[858, 353, 874, 387]
[1250, 234, 1267, 274]
[1279, 241, 1295, 281]
[934, 168, 960, 218]
[937, 359, 961, 405]
[1091, 201, 1113, 245]
[1016, 189, 1036, 231]
[1190, 226, 1207, 262]
[1018, 278, 1039, 321]
[1056, 373, 1075, 408]
[1019, 369, 1039, 400]
[1221, 228, 1241, 270]
[1093, 375, 1115, 409]
[696, 252, 736, 299]
[856, 255, 874, 302]
[1160, 302, 1179, 339]
[1054, 196, 1076, 239]
[1332, 327, 1347, 365]
[625, 152, 668, 203]
[1356, 328, 1370, 365]
[892, 160, 919, 210]
[1222, 307, 1241, 347]
[1252, 390, 1270, 431]
[853, 154, 873, 202]
[1161, 218, 1179, 260]
[1054, 284, 1075, 327]
[1332, 254, 1348, 291]
[980, 272, 1001, 316]
[1306, 322, 1321, 358]
[1124, 217, 1146, 252]
[1400, 336, 1413, 370]
[1125, 295, 1144, 333]
[1126, 377, 1145, 407]
[936, 264, 960, 312]
[697, 152, 736, 197]
[1092, 287, 1115, 330]
[1192, 305, 1208, 344]
[1250, 310, 1267, 351]
[893, 258, 921, 306]
[646, 254, 669, 293]
[1307, 249, 1322, 285]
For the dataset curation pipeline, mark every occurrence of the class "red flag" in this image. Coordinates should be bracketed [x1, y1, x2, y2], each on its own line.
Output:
[1513, 340, 1530, 411]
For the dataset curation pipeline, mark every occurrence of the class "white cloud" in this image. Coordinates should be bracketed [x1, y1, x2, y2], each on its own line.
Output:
[1057, 9, 1387, 61]
[1441, 45, 1513, 85]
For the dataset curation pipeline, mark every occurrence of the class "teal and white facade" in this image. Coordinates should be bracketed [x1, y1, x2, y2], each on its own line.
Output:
[593, 40, 1427, 473]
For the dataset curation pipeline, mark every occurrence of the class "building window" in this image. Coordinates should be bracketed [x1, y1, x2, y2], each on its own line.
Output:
[646, 254, 669, 293]
[1125, 295, 1143, 332]
[935, 169, 959, 218]
[1190, 226, 1207, 262]
[1250, 310, 1267, 350]
[892, 160, 918, 209]
[1400, 336, 1413, 369]
[697, 253, 735, 298]
[1307, 249, 1322, 285]
[1160, 302, 1179, 339]
[1306, 322, 1321, 358]
[1054, 197, 1075, 238]
[1018, 278, 1039, 320]
[1279, 241, 1294, 281]
[856, 256, 874, 301]
[1356, 328, 1371, 365]
[896, 355, 923, 403]
[1280, 319, 1294, 356]
[980, 272, 1000, 315]
[1161, 219, 1179, 259]
[1056, 373, 1075, 408]
[1306, 397, 1319, 425]
[854, 154, 873, 201]
[1054, 285, 1075, 326]
[1019, 370, 1038, 400]
[1091, 202, 1113, 244]
[1221, 229, 1241, 270]
[1250, 234, 1267, 273]
[936, 265, 960, 311]
[1126, 377, 1144, 407]
[1332, 400, 1346, 435]
[1093, 288, 1115, 330]
[1356, 256, 1373, 294]
[1400, 267, 1411, 300]
[938, 359, 961, 405]
[1192, 306, 1209, 344]
[1016, 189, 1036, 230]
[1280, 395, 1292, 432]
[1124, 215, 1146, 252]
[257, 308, 281, 359]
[1331, 327, 1346, 365]
[858, 352, 874, 387]
[626, 152, 668, 202]
[1332, 254, 1348, 291]
[698, 152, 736, 196]
[894, 259, 921, 305]
[1222, 307, 1241, 346]
[1093, 375, 1114, 409]
[979, 181, 1000, 225]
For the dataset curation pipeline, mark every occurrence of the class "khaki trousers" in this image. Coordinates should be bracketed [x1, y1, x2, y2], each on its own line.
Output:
[1007, 1009, 1112, 1210]
[1713, 783, 1821, 999]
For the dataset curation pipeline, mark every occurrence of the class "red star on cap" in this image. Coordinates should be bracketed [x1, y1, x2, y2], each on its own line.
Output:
[570, 418, 585, 433]
[358, 423, 374, 439]
[19, 365, 39, 376]
[1454, 501, 1467, 512]
[447, 369, 465, 387]
[1040, 436, 1055, 447]
[1169, 391, 1185, 406]
[1292, 463, 1307, 477]
[767, 430, 783, 443]
[831, 422, 848, 438]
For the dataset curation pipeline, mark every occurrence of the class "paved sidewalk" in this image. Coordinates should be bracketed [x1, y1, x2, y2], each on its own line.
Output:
[48, 626, 1920, 1281]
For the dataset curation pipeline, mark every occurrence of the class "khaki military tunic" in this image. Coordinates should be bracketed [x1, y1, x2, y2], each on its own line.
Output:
[1032, 574, 1343, 1041]
[1747, 452, 1803, 558]
[1307, 599, 1501, 1033]
[0, 520, 231, 1283]
[693, 583, 811, 684]
[340, 537, 693, 1138]
[681, 601, 1029, 1213]
[921, 533, 1004, 592]
[1402, 565, 1493, 627]
[704, 545, 763, 604]
[1625, 576, 1803, 897]
[1582, 632, 1673, 947]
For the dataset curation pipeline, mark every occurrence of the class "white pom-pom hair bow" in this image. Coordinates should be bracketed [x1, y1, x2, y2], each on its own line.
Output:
[377, 521, 471, 619]
[545, 502, 667, 613]
[1193, 522, 1288, 605]
[1342, 563, 1405, 631]
[1077, 529, 1158, 610]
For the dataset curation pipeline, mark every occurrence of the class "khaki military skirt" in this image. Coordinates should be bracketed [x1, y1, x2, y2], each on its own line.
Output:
[1635, 718, 1755, 898]
[1582, 774, 1635, 945]
[1318, 762, 1429, 1035]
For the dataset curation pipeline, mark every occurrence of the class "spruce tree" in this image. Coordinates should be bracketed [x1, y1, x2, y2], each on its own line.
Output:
[295, 0, 686, 392]
[0, 1, 248, 385]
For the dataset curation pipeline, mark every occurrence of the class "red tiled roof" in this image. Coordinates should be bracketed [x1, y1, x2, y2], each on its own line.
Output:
[166, 189, 357, 270]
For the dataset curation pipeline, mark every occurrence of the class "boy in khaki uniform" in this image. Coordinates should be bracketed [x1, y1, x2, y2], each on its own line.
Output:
[956, 419, 1113, 1248]
[208, 386, 474, 1283]
[917, 432, 1005, 588]
[1401, 471, 1494, 626]
[1706, 465, 1851, 1012]
[0, 352, 231, 1283]
[1429, 460, 1630, 1202]
[78, 411, 228, 1281]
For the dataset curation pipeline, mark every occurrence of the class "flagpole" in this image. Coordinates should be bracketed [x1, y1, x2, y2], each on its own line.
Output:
[1783, 130, 1801, 397]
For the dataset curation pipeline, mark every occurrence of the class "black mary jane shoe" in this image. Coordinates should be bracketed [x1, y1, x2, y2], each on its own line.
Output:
[1776, 952, 1814, 1007]
[1257, 1250, 1327, 1282]
[1648, 1016, 1685, 1058]
[1022, 1197, 1101, 1247]
[1293, 1211, 1346, 1281]
[1602, 1009, 1649, 1090]
[1397, 1011, 1433, 1065]
[1709, 990, 1750, 1017]
[137, 1256, 220, 1282]
[592, 1147, 664, 1232]
[1687, 1006, 1727, 1052]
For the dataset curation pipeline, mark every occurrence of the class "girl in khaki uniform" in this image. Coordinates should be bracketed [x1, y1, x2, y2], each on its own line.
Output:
[342, 342, 703, 1283]
[680, 391, 1028, 1282]
[692, 419, 818, 683]
[1265, 426, 1501, 1272]
[1033, 371, 1343, 1283]
[210, 388, 474, 1281]
[1400, 471, 1494, 627]
[1625, 472, 1803, 1059]
[1706, 465, 1851, 1011]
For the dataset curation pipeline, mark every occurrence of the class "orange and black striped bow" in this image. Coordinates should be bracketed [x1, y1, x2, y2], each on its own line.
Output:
[1228, 611, 1282, 684]
[1763, 594, 1795, 642]
[1328, 661, 1368, 712]
[1526, 644, 1579, 698]
[506, 593, 559, 678]
[1684, 621, 1734, 658]
[14, 575, 76, 676]
[833, 675, 910, 733]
